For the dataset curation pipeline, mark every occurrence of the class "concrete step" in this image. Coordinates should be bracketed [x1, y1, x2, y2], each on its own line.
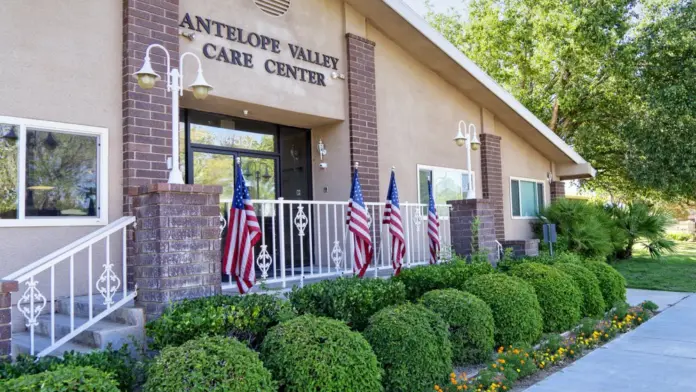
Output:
[55, 293, 144, 326]
[12, 332, 95, 357]
[32, 313, 144, 351]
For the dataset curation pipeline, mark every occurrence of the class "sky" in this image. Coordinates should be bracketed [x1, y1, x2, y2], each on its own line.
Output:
[402, 0, 468, 16]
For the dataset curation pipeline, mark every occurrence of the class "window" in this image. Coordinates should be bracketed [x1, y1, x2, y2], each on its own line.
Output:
[417, 165, 473, 206]
[0, 116, 108, 227]
[511, 178, 545, 218]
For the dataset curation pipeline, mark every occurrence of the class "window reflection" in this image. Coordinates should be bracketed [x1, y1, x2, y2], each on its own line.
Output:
[25, 129, 98, 217]
[193, 152, 236, 202]
[0, 124, 18, 219]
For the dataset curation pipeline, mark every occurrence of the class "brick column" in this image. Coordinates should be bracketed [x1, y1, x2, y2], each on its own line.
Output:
[123, 0, 180, 287]
[480, 134, 505, 240]
[132, 184, 222, 319]
[550, 181, 565, 202]
[447, 199, 498, 264]
[346, 33, 379, 202]
[0, 281, 18, 359]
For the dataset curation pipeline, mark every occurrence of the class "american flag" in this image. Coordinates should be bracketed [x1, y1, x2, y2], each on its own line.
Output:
[383, 170, 405, 275]
[427, 179, 440, 264]
[222, 161, 261, 294]
[347, 165, 373, 277]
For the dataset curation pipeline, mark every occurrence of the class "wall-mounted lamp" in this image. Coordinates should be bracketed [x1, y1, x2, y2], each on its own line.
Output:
[180, 31, 196, 41]
[317, 138, 327, 160]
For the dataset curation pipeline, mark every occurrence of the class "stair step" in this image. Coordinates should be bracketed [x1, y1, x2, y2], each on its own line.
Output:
[12, 332, 95, 357]
[55, 293, 144, 326]
[33, 313, 144, 350]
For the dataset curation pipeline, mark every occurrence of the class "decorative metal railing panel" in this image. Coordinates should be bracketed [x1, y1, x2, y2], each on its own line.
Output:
[220, 199, 453, 291]
[3, 216, 137, 357]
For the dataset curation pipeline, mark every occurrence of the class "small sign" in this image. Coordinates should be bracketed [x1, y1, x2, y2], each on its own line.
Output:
[542, 224, 557, 243]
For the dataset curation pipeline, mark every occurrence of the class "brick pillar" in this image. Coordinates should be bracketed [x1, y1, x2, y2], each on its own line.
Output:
[123, 0, 180, 288]
[346, 33, 379, 202]
[0, 281, 18, 359]
[132, 184, 222, 319]
[480, 134, 505, 240]
[550, 181, 565, 202]
[447, 199, 499, 264]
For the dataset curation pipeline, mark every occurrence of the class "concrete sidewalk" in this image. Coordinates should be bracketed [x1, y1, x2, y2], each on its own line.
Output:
[524, 289, 696, 392]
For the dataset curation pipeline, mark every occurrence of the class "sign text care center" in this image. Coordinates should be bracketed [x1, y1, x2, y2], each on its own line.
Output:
[180, 13, 340, 87]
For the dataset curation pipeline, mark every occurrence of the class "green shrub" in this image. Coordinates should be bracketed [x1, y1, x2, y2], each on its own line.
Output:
[363, 303, 452, 392]
[555, 263, 605, 318]
[261, 315, 382, 392]
[145, 335, 276, 392]
[1, 365, 119, 392]
[641, 300, 659, 312]
[537, 198, 625, 259]
[421, 289, 494, 364]
[289, 277, 406, 330]
[393, 261, 493, 300]
[146, 293, 295, 350]
[0, 346, 139, 391]
[582, 261, 627, 310]
[509, 263, 582, 332]
[463, 274, 543, 346]
[607, 202, 675, 259]
[667, 232, 693, 242]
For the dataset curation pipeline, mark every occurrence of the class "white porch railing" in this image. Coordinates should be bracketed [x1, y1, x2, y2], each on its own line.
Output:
[221, 199, 453, 291]
[3, 216, 137, 357]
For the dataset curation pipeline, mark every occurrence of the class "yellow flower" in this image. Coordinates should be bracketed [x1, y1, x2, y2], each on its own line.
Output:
[516, 369, 521, 373]
[498, 359, 506, 364]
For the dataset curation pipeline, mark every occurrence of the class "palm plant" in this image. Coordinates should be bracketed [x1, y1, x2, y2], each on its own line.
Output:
[607, 202, 676, 259]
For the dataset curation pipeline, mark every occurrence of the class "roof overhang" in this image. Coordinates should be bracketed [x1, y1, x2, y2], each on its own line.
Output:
[345, 0, 595, 179]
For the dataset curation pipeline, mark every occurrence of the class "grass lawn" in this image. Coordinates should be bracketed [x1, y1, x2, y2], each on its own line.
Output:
[613, 242, 696, 292]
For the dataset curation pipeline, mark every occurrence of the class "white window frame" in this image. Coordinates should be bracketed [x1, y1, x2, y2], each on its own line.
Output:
[510, 176, 545, 220]
[0, 116, 108, 227]
[416, 164, 475, 205]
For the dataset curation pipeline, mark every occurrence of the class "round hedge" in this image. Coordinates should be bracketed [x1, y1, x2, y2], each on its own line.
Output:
[509, 263, 582, 332]
[582, 261, 627, 310]
[144, 336, 276, 392]
[421, 289, 494, 364]
[261, 315, 382, 392]
[392, 261, 494, 301]
[554, 263, 605, 317]
[363, 303, 452, 392]
[463, 274, 543, 346]
[0, 365, 120, 392]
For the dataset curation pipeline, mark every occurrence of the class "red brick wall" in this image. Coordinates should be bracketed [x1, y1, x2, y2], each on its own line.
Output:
[480, 134, 505, 240]
[550, 181, 566, 201]
[345, 33, 380, 202]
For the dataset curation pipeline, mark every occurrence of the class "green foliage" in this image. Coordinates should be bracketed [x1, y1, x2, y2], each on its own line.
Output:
[0, 346, 140, 391]
[607, 202, 676, 259]
[289, 277, 406, 330]
[0, 365, 120, 392]
[145, 336, 276, 392]
[641, 300, 659, 312]
[261, 315, 382, 392]
[537, 199, 625, 259]
[146, 293, 295, 350]
[509, 263, 583, 332]
[582, 261, 627, 310]
[421, 289, 495, 364]
[363, 303, 452, 392]
[554, 263, 606, 318]
[667, 232, 693, 242]
[393, 261, 494, 301]
[463, 274, 543, 346]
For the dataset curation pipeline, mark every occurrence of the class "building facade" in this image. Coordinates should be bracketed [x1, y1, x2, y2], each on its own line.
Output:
[0, 0, 593, 354]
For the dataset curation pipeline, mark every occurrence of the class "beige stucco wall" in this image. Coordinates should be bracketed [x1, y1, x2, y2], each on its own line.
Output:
[0, 1, 123, 315]
[494, 121, 552, 240]
[179, 0, 347, 122]
[368, 23, 482, 203]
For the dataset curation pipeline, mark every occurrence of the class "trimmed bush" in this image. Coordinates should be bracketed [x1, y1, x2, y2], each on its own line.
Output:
[421, 289, 494, 364]
[145, 335, 276, 392]
[289, 277, 406, 330]
[363, 303, 452, 392]
[555, 263, 605, 318]
[146, 293, 295, 349]
[582, 261, 627, 310]
[261, 315, 382, 392]
[0, 346, 140, 391]
[509, 263, 582, 332]
[393, 261, 494, 300]
[463, 274, 543, 346]
[1, 365, 119, 392]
